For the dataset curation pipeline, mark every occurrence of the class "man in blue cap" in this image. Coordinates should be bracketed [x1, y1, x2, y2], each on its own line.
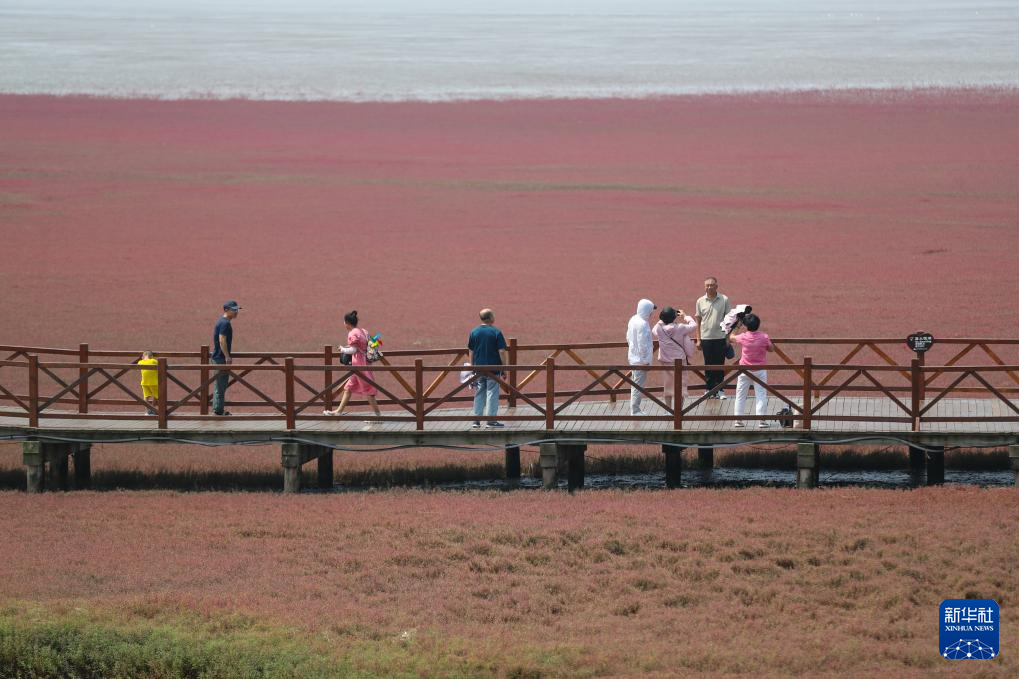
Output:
[211, 300, 241, 416]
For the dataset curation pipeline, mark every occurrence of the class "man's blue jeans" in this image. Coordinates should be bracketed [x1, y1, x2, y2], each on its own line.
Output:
[473, 374, 500, 420]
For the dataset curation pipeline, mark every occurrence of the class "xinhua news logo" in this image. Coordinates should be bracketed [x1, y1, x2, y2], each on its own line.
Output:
[940, 599, 999, 660]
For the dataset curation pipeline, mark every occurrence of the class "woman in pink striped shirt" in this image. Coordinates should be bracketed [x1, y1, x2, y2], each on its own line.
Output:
[729, 313, 774, 428]
[651, 307, 697, 408]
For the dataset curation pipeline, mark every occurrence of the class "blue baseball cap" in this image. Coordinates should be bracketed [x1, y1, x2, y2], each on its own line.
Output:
[223, 300, 242, 311]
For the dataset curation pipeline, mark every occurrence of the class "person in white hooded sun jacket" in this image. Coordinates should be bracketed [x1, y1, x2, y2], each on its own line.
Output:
[626, 298, 656, 415]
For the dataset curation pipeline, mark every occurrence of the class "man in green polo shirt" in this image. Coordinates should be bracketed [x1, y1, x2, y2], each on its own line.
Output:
[694, 277, 732, 399]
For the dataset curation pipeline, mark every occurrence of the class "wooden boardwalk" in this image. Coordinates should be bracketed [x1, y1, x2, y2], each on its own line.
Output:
[5, 396, 1018, 493]
[3, 396, 1017, 447]
[3, 337, 1017, 491]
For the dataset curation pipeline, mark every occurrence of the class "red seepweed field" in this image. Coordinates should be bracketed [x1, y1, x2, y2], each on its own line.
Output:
[1, 89, 1018, 350]
[2, 88, 1017, 474]
[1, 90, 1018, 676]
[1, 488, 1018, 676]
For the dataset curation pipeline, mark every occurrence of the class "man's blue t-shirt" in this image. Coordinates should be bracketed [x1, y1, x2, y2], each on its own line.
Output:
[468, 325, 507, 367]
[211, 317, 233, 361]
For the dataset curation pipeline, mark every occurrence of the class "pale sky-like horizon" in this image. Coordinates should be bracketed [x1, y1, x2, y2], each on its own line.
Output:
[6, 0, 983, 13]
[4, 0, 1017, 100]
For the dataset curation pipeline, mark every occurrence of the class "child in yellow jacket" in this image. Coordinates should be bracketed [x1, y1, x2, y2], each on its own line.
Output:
[138, 351, 158, 415]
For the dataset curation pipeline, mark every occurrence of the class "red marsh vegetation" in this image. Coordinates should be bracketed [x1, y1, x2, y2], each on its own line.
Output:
[0, 487, 1016, 676]
[1, 90, 1017, 352]
[1, 89, 1017, 476]
[2, 91, 1018, 675]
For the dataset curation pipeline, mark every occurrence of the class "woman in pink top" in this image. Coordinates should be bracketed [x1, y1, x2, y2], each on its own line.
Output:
[324, 310, 382, 423]
[729, 313, 774, 428]
[651, 307, 697, 408]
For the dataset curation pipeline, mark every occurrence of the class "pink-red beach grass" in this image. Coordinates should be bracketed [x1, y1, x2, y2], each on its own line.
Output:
[2, 91, 1018, 675]
[2, 88, 1017, 475]
[0, 488, 1016, 676]
[1, 90, 1017, 352]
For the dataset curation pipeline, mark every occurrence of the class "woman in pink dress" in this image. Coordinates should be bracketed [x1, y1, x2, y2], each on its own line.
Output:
[651, 306, 697, 408]
[323, 310, 382, 419]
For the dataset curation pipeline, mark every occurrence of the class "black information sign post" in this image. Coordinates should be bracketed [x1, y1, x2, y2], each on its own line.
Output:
[906, 333, 934, 401]
[906, 332, 935, 354]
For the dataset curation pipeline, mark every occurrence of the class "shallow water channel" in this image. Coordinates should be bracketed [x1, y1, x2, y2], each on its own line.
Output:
[333, 469, 1015, 492]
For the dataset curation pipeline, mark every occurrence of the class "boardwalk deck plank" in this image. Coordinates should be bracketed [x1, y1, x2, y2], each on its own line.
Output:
[2, 397, 1017, 443]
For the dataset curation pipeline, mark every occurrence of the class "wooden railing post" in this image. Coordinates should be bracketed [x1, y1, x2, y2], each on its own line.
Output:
[802, 357, 812, 430]
[156, 358, 168, 429]
[545, 357, 555, 430]
[673, 359, 683, 430]
[285, 357, 296, 429]
[200, 345, 210, 415]
[414, 359, 424, 430]
[507, 337, 518, 408]
[324, 344, 334, 411]
[916, 351, 926, 401]
[814, 349, 822, 401]
[910, 358, 921, 432]
[78, 343, 89, 413]
[609, 349, 617, 403]
[28, 354, 39, 427]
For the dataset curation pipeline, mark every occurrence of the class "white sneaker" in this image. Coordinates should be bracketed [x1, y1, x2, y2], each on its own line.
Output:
[717, 393, 728, 401]
[734, 421, 745, 428]
[758, 421, 770, 428]
[631, 410, 646, 416]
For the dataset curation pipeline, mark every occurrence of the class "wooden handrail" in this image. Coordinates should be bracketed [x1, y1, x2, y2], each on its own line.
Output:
[3, 338, 1018, 355]
[802, 357, 812, 430]
[28, 355, 39, 428]
[285, 357, 296, 429]
[199, 345, 210, 415]
[78, 343, 89, 414]
[1, 346, 1017, 430]
[910, 359, 921, 431]
[545, 358, 555, 430]
[157, 358, 168, 428]
[507, 337, 518, 409]
[323, 345, 334, 411]
[414, 359, 425, 430]
[4, 338, 1019, 366]
[673, 359, 683, 430]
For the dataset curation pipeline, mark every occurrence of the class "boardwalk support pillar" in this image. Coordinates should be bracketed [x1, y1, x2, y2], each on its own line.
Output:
[563, 444, 586, 492]
[797, 442, 819, 489]
[908, 446, 925, 472]
[46, 448, 69, 491]
[663, 444, 683, 489]
[317, 450, 334, 490]
[539, 443, 558, 490]
[1010, 445, 1019, 487]
[282, 444, 302, 494]
[505, 446, 521, 480]
[73, 444, 91, 489]
[698, 446, 714, 469]
[282, 443, 334, 493]
[23, 441, 43, 493]
[926, 446, 945, 486]
[23, 442, 87, 493]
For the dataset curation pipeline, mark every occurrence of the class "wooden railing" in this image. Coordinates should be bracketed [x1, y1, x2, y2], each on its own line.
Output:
[3, 338, 1017, 407]
[1, 338, 1017, 432]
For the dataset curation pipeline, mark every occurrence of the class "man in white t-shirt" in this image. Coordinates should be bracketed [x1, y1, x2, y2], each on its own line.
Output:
[694, 277, 731, 399]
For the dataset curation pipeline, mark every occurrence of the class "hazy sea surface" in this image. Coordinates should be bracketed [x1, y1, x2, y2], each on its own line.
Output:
[3, 0, 1018, 101]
